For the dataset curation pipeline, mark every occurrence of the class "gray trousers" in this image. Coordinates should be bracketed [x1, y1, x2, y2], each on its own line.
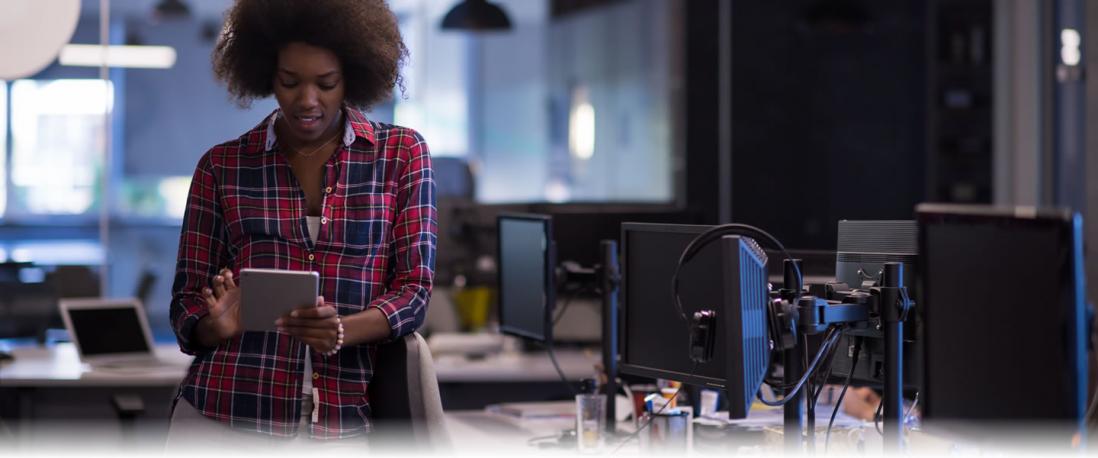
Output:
[164, 398, 368, 454]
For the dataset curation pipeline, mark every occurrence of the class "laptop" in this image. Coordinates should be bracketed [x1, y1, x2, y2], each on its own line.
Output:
[59, 298, 179, 370]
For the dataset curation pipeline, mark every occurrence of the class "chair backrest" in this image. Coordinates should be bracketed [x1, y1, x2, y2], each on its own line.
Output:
[368, 332, 448, 449]
[433, 157, 474, 200]
[45, 265, 100, 298]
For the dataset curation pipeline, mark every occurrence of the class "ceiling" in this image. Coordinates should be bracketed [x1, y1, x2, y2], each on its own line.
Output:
[79, 0, 232, 21]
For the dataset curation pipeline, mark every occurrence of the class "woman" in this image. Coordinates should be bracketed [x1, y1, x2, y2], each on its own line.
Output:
[167, 0, 435, 445]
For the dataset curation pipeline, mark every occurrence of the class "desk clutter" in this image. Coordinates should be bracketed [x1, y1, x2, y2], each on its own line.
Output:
[1, 204, 1090, 456]
[486, 205, 1090, 455]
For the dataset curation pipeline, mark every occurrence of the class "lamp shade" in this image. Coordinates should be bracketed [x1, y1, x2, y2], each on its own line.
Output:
[0, 0, 80, 79]
[153, 0, 192, 20]
[441, 0, 512, 31]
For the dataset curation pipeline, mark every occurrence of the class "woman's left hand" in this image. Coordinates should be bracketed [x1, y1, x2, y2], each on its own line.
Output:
[276, 296, 341, 353]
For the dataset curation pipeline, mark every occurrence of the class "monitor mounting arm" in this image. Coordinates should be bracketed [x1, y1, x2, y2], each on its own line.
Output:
[769, 260, 912, 454]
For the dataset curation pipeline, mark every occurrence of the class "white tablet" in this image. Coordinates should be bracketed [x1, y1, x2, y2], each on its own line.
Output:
[239, 268, 319, 331]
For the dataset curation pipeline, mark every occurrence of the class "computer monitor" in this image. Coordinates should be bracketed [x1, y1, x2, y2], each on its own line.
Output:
[918, 204, 1086, 439]
[828, 220, 921, 388]
[619, 223, 770, 419]
[0, 280, 60, 341]
[497, 214, 556, 343]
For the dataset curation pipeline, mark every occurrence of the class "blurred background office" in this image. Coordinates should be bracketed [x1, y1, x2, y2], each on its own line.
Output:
[0, 0, 1095, 401]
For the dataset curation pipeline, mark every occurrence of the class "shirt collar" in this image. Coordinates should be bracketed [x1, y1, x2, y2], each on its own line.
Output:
[263, 105, 375, 152]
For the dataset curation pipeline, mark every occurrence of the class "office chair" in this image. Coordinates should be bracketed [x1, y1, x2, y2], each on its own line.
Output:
[134, 269, 157, 308]
[45, 265, 100, 298]
[367, 332, 450, 450]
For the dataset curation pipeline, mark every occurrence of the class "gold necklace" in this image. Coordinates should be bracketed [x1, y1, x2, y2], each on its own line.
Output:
[292, 132, 341, 159]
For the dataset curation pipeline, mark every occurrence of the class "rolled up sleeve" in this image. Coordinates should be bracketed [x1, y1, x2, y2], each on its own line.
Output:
[369, 130, 437, 340]
[169, 153, 228, 355]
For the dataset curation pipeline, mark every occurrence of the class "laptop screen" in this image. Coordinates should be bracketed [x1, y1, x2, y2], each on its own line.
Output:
[68, 306, 150, 356]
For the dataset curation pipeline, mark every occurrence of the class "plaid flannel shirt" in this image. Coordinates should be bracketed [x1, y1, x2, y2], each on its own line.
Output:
[169, 106, 436, 439]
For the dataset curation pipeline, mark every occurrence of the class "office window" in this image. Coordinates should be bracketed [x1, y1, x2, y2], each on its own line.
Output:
[470, 0, 680, 204]
[117, 175, 190, 221]
[9, 80, 111, 218]
[393, 0, 469, 157]
[0, 82, 6, 219]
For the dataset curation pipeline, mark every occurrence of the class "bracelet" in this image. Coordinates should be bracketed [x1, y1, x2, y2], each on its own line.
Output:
[324, 316, 344, 357]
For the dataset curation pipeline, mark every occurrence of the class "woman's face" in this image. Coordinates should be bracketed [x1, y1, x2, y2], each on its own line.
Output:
[273, 42, 346, 145]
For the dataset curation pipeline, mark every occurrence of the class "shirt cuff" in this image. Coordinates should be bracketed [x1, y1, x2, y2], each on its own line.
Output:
[174, 307, 212, 355]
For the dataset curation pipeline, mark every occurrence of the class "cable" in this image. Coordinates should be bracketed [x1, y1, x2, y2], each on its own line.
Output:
[1080, 329, 1098, 421]
[553, 285, 592, 325]
[825, 336, 864, 453]
[874, 395, 884, 435]
[758, 330, 838, 406]
[1089, 389, 1098, 426]
[540, 339, 577, 397]
[867, 391, 919, 444]
[805, 328, 844, 452]
[610, 364, 694, 455]
[811, 328, 845, 404]
[526, 433, 567, 446]
[620, 382, 635, 421]
[758, 329, 842, 406]
[904, 391, 920, 428]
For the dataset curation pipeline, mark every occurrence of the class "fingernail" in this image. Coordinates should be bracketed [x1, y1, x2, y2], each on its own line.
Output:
[215, 275, 222, 281]
[203, 288, 211, 294]
[274, 319, 282, 326]
[291, 311, 298, 317]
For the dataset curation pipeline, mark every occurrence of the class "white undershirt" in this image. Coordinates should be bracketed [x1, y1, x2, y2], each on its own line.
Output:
[303, 216, 321, 395]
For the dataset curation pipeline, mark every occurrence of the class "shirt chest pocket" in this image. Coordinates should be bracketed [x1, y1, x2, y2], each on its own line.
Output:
[224, 190, 296, 243]
[333, 191, 395, 255]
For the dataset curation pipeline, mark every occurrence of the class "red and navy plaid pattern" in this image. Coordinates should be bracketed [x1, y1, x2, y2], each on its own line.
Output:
[169, 107, 436, 439]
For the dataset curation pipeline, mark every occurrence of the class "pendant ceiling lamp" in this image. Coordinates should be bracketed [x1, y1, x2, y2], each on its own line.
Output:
[441, 0, 512, 31]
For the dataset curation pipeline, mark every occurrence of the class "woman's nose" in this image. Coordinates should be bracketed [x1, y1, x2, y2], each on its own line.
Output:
[296, 84, 319, 107]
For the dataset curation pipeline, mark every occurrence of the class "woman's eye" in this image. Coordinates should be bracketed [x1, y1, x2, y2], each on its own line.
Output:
[319, 83, 337, 91]
[280, 80, 298, 88]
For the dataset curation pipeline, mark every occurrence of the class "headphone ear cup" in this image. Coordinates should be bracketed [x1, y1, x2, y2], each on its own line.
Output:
[689, 310, 717, 364]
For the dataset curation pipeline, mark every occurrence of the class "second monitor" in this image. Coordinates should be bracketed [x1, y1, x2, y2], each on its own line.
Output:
[497, 213, 556, 343]
[619, 223, 771, 419]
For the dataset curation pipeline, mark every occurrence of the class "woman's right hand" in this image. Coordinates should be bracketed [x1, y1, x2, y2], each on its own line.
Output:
[199, 268, 242, 343]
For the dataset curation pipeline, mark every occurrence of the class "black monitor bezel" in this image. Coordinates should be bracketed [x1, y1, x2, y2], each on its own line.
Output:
[497, 213, 556, 343]
[916, 203, 1086, 425]
[618, 222, 730, 390]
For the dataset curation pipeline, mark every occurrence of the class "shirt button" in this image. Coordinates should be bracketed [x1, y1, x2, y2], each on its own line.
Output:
[312, 372, 319, 380]
[320, 217, 328, 225]
[324, 186, 333, 194]
[308, 253, 315, 261]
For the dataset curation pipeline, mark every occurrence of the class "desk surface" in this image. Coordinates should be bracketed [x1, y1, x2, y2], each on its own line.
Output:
[433, 349, 599, 383]
[0, 343, 192, 388]
[0, 343, 600, 388]
[444, 405, 874, 455]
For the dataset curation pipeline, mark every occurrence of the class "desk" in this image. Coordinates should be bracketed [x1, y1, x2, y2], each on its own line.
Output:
[0, 343, 598, 415]
[434, 349, 598, 382]
[0, 343, 192, 388]
[434, 349, 600, 410]
[445, 409, 578, 452]
[443, 404, 874, 455]
[0, 343, 192, 450]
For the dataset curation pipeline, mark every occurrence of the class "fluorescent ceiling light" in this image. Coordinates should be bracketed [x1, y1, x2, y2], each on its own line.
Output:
[59, 44, 176, 69]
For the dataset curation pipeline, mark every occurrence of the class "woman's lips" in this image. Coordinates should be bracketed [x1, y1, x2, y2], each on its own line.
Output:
[292, 113, 322, 132]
